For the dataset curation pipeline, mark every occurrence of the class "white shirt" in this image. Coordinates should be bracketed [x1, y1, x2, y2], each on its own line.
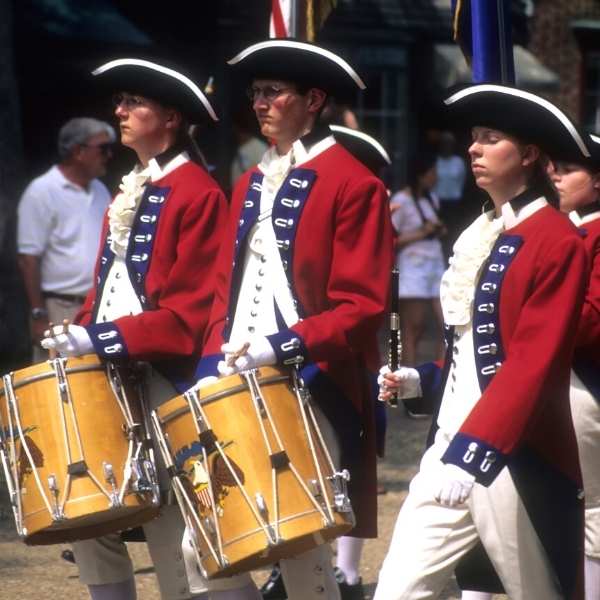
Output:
[17, 165, 111, 295]
[391, 190, 444, 263]
[433, 155, 466, 202]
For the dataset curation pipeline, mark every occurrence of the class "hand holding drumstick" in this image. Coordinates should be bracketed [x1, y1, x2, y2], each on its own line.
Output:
[41, 319, 94, 357]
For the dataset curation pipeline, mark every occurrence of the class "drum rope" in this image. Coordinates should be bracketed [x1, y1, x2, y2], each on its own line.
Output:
[192, 387, 278, 547]
[185, 389, 231, 561]
[304, 403, 337, 475]
[54, 359, 117, 509]
[1, 375, 24, 534]
[135, 377, 159, 504]
[291, 369, 335, 525]
[3, 373, 56, 520]
[106, 364, 136, 427]
[53, 358, 85, 464]
[245, 370, 332, 529]
[150, 408, 223, 569]
[112, 368, 137, 503]
[243, 371, 283, 542]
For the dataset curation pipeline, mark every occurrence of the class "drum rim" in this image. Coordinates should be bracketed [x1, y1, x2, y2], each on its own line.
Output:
[0, 363, 105, 396]
[159, 373, 290, 424]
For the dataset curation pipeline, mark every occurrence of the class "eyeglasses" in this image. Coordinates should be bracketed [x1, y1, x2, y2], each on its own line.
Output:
[245, 85, 295, 103]
[112, 93, 146, 110]
[81, 142, 114, 156]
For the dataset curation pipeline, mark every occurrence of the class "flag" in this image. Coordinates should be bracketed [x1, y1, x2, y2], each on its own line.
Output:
[269, 0, 337, 40]
[270, 0, 292, 38]
[306, 0, 337, 41]
[451, 0, 515, 84]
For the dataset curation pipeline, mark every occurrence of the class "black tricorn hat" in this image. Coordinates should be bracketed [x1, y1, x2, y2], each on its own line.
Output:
[584, 134, 600, 171]
[444, 84, 591, 164]
[330, 125, 391, 174]
[227, 39, 366, 101]
[92, 58, 218, 124]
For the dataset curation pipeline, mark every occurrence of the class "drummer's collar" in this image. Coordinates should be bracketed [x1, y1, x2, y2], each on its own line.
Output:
[291, 123, 335, 167]
[147, 140, 190, 182]
[575, 199, 600, 219]
[501, 186, 548, 229]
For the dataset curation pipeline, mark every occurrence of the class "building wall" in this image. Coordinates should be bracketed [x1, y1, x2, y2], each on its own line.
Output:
[528, 0, 600, 119]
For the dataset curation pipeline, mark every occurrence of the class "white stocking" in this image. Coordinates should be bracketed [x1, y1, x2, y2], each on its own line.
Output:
[336, 536, 364, 585]
[585, 555, 600, 600]
[461, 592, 493, 600]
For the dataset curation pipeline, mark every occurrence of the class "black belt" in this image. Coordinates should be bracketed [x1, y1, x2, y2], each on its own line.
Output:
[43, 291, 87, 304]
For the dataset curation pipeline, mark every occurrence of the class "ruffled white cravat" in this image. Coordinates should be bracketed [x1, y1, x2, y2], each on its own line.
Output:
[108, 165, 151, 257]
[440, 210, 504, 326]
[258, 145, 295, 193]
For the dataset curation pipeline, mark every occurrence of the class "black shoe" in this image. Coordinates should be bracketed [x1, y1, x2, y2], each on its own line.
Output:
[335, 568, 365, 600]
[61, 549, 76, 564]
[260, 565, 287, 600]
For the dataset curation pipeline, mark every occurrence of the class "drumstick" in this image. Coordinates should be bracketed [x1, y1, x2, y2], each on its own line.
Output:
[62, 319, 70, 334]
[46, 321, 57, 360]
[226, 342, 250, 367]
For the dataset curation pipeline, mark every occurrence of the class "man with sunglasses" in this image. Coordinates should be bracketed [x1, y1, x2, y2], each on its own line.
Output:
[17, 117, 115, 361]
[42, 59, 229, 600]
[195, 40, 393, 600]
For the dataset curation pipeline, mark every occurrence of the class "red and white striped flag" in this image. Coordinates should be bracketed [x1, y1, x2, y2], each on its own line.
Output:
[270, 0, 292, 38]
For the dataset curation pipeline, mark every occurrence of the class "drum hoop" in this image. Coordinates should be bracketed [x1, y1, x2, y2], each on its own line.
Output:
[0, 364, 104, 397]
[160, 374, 290, 424]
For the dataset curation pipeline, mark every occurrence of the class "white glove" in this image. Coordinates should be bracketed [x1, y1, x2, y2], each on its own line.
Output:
[435, 463, 475, 507]
[218, 337, 276, 376]
[40, 324, 94, 357]
[377, 365, 422, 401]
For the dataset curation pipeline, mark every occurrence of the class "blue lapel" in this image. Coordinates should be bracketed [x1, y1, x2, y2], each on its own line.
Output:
[473, 234, 523, 391]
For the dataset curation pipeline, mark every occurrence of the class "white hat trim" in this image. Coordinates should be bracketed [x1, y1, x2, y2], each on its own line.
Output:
[92, 58, 218, 122]
[227, 40, 366, 91]
[330, 125, 391, 164]
[444, 84, 590, 158]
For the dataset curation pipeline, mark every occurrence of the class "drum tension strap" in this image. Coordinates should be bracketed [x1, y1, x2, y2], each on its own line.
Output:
[270, 451, 290, 470]
[68, 460, 88, 476]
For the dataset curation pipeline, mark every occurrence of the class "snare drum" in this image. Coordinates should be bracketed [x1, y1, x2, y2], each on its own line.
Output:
[0, 354, 160, 545]
[152, 366, 354, 579]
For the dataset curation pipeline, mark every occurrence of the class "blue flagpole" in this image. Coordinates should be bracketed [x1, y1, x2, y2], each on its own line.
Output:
[470, 0, 515, 84]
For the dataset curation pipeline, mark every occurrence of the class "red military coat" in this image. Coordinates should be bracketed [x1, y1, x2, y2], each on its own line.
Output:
[423, 201, 588, 599]
[574, 210, 600, 373]
[197, 138, 394, 537]
[77, 156, 227, 388]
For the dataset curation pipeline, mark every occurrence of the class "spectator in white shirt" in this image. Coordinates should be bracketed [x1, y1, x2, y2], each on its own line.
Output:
[17, 117, 114, 360]
[390, 153, 446, 372]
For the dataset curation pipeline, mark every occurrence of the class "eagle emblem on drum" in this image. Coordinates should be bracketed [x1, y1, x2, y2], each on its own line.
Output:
[2, 426, 43, 489]
[175, 440, 245, 518]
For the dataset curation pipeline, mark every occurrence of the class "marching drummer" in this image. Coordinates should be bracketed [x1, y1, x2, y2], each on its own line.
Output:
[42, 59, 228, 600]
[194, 40, 394, 600]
